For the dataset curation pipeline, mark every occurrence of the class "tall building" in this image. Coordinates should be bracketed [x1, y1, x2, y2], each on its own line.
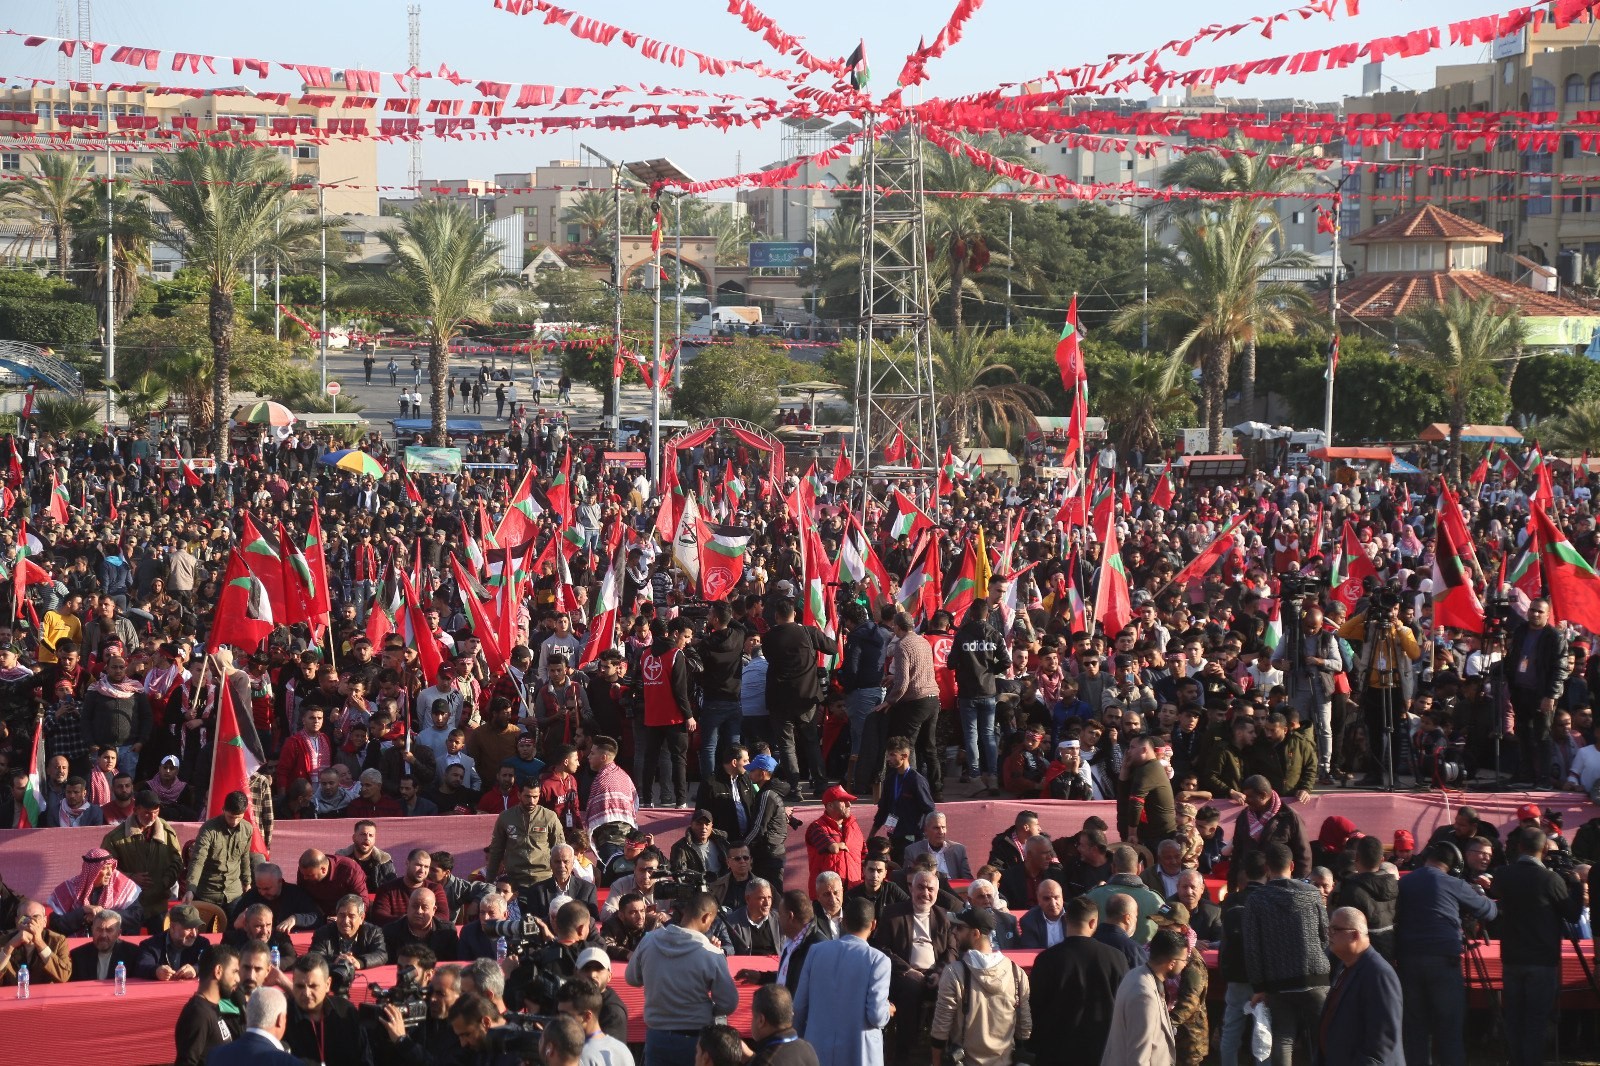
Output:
[0, 80, 380, 228]
[1344, 22, 1600, 280]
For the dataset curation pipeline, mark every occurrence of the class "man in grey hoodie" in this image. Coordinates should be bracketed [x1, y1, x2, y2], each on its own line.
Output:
[626, 891, 738, 1066]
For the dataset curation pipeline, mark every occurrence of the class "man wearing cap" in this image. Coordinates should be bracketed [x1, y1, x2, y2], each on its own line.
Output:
[102, 788, 184, 932]
[134, 902, 212, 980]
[671, 808, 732, 879]
[1392, 829, 1417, 868]
[741, 753, 792, 887]
[930, 906, 1031, 1066]
[1042, 741, 1094, 801]
[805, 784, 865, 889]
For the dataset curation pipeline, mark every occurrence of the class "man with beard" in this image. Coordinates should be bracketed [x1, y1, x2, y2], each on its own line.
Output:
[173, 944, 242, 1066]
[82, 655, 152, 782]
[284, 952, 374, 1066]
[69, 909, 140, 981]
[102, 788, 184, 932]
[46, 847, 143, 936]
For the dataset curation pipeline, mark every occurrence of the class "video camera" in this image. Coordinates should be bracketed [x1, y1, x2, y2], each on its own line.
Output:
[649, 869, 708, 907]
[479, 914, 554, 956]
[1482, 588, 1516, 638]
[484, 1015, 553, 1060]
[366, 968, 429, 1032]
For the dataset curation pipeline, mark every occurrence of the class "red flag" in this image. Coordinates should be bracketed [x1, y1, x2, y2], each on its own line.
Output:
[5, 441, 21, 490]
[206, 673, 269, 857]
[305, 504, 333, 621]
[180, 458, 204, 488]
[1149, 461, 1175, 511]
[1331, 521, 1379, 612]
[1530, 504, 1600, 633]
[882, 430, 906, 465]
[401, 467, 424, 505]
[832, 447, 853, 484]
[238, 514, 288, 620]
[1468, 453, 1489, 487]
[1432, 510, 1486, 632]
[450, 554, 508, 679]
[207, 551, 276, 654]
[1093, 515, 1133, 638]
[399, 568, 444, 684]
[44, 470, 68, 526]
[1170, 515, 1248, 588]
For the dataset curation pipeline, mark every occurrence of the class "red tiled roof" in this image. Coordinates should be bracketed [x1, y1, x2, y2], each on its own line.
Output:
[1346, 205, 1504, 245]
[1336, 270, 1599, 320]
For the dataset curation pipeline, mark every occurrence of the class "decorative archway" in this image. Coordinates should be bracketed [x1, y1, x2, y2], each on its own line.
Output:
[664, 417, 785, 492]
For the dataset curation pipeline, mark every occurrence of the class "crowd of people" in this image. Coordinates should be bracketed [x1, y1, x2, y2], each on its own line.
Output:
[0, 414, 1598, 1066]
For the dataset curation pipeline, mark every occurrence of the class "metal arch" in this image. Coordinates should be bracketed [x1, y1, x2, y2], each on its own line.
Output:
[0, 340, 84, 399]
[854, 117, 939, 496]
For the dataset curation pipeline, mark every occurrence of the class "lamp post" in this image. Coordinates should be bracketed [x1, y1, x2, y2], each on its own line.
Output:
[104, 142, 115, 424]
[625, 159, 694, 489]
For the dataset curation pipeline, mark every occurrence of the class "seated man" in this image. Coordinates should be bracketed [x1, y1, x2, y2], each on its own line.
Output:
[527, 844, 600, 919]
[903, 813, 973, 880]
[47, 847, 143, 936]
[229, 863, 319, 936]
[600, 854, 663, 919]
[1019, 880, 1069, 950]
[599, 892, 658, 961]
[295, 849, 370, 919]
[0, 896, 73, 984]
[812, 871, 847, 940]
[846, 856, 910, 918]
[223, 903, 298, 966]
[70, 909, 141, 981]
[309, 893, 389, 971]
[134, 902, 211, 981]
[460, 891, 517, 962]
[382, 886, 459, 963]
[372, 849, 451, 924]
[723, 878, 782, 956]
[964, 879, 1019, 949]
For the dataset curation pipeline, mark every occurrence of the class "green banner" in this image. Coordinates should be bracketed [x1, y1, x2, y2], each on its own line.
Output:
[404, 446, 463, 474]
[1522, 316, 1600, 347]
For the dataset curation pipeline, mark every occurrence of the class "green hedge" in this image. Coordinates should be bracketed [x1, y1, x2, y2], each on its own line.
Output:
[0, 296, 99, 348]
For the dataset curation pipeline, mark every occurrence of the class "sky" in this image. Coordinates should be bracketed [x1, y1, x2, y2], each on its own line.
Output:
[1, 0, 1507, 194]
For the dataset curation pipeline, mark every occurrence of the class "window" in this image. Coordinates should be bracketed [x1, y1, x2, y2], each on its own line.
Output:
[566, 225, 581, 244]
[1591, 74, 1600, 101]
[129, 105, 143, 116]
[1565, 135, 1579, 159]
[1122, 159, 1134, 172]
[1531, 78, 1556, 109]
[0, 153, 17, 172]
[53, 103, 69, 117]
[294, 145, 317, 160]
[341, 230, 366, 244]
[115, 156, 132, 175]
[34, 103, 48, 121]
[1524, 151, 1553, 216]
[111, 104, 127, 117]
[1291, 211, 1306, 225]
[1566, 74, 1586, 103]
[1564, 186, 1584, 213]
[91, 104, 105, 122]
[152, 211, 171, 226]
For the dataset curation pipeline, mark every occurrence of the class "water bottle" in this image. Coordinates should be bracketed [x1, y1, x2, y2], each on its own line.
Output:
[15, 963, 28, 999]
[113, 961, 127, 996]
[270, 946, 280, 970]
[495, 937, 508, 961]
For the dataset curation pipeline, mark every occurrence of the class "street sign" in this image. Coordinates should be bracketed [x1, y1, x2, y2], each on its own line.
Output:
[326, 381, 342, 396]
[748, 242, 815, 269]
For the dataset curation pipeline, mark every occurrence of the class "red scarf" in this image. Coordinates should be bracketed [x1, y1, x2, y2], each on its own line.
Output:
[1245, 792, 1283, 841]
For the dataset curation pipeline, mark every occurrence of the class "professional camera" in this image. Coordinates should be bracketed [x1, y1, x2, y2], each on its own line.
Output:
[1278, 572, 1325, 600]
[1483, 589, 1516, 638]
[483, 1017, 550, 1060]
[479, 913, 553, 956]
[650, 868, 708, 906]
[367, 968, 429, 1031]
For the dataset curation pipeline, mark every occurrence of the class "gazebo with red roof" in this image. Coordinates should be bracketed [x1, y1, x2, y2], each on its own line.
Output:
[1337, 205, 1597, 323]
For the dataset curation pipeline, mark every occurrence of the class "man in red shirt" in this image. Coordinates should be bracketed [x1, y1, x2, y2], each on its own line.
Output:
[476, 764, 518, 815]
[275, 707, 332, 794]
[295, 849, 371, 917]
[805, 785, 865, 889]
[540, 743, 582, 832]
[639, 618, 699, 809]
[344, 769, 402, 819]
[370, 848, 450, 923]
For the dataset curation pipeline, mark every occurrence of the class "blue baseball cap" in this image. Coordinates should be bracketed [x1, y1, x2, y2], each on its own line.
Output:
[748, 755, 778, 773]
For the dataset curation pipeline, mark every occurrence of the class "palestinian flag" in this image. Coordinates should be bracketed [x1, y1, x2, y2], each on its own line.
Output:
[1528, 446, 1556, 510]
[1530, 504, 1600, 633]
[725, 461, 745, 510]
[180, 457, 204, 488]
[840, 514, 893, 610]
[1170, 515, 1247, 588]
[207, 551, 275, 653]
[450, 554, 507, 677]
[10, 522, 50, 617]
[1262, 599, 1283, 654]
[886, 489, 934, 542]
[1507, 534, 1542, 600]
[206, 676, 269, 857]
[496, 466, 543, 545]
[845, 39, 870, 90]
[460, 517, 486, 573]
[995, 562, 1038, 634]
[19, 714, 46, 828]
[548, 447, 573, 526]
[1432, 512, 1486, 632]
[896, 533, 942, 622]
[1150, 461, 1176, 511]
[239, 514, 288, 618]
[1056, 296, 1089, 465]
[701, 524, 751, 602]
[943, 538, 980, 621]
[580, 541, 625, 667]
[1094, 517, 1133, 638]
[401, 467, 425, 505]
[44, 470, 68, 526]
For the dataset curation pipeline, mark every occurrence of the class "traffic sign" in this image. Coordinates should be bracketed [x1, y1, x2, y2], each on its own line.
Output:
[326, 381, 342, 396]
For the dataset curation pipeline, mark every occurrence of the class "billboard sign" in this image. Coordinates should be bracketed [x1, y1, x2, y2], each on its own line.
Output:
[748, 242, 815, 269]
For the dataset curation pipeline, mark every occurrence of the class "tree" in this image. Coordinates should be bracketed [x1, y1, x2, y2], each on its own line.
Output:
[67, 183, 157, 324]
[705, 204, 760, 267]
[7, 155, 92, 279]
[674, 338, 794, 425]
[561, 190, 615, 247]
[341, 200, 504, 444]
[148, 147, 321, 458]
[1541, 397, 1600, 456]
[30, 396, 100, 435]
[1397, 293, 1527, 483]
[1155, 136, 1322, 412]
[1094, 353, 1196, 456]
[1112, 202, 1312, 451]
[1510, 351, 1600, 424]
[929, 328, 1047, 449]
[924, 135, 1029, 333]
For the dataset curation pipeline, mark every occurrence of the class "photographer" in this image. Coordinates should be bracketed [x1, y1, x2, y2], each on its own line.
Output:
[285, 952, 374, 1066]
[1491, 826, 1587, 1066]
[1506, 599, 1570, 789]
[505, 899, 601, 1015]
[446, 993, 524, 1066]
[1394, 840, 1497, 1066]
[376, 962, 464, 1066]
[1339, 590, 1422, 788]
[1272, 600, 1340, 782]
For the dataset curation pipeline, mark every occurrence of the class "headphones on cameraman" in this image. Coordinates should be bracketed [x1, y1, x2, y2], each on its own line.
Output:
[1425, 840, 1464, 878]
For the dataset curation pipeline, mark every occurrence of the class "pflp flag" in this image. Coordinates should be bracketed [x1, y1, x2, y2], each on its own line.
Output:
[1330, 521, 1379, 613]
[207, 551, 275, 654]
[672, 492, 704, 587]
[832, 447, 853, 484]
[882, 429, 907, 465]
[1150, 461, 1176, 511]
[700, 523, 751, 602]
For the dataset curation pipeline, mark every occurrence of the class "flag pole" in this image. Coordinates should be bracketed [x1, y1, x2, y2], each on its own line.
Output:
[1323, 187, 1343, 478]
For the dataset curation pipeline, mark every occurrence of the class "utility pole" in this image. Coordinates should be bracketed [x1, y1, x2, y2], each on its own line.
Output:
[1141, 213, 1149, 351]
[319, 182, 328, 396]
[1322, 171, 1351, 456]
[673, 193, 684, 388]
[579, 143, 625, 446]
[651, 196, 663, 485]
[1005, 210, 1013, 333]
[407, 6, 423, 191]
[273, 207, 281, 341]
[104, 140, 115, 424]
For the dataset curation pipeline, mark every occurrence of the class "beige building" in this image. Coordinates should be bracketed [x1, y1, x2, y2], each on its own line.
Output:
[1344, 22, 1600, 280]
[0, 79, 379, 229]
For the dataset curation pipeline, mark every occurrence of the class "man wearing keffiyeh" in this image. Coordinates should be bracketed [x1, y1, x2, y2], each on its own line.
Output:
[46, 847, 142, 936]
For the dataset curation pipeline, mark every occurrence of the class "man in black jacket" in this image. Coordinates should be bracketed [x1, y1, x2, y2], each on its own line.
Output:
[951, 600, 1011, 796]
[1507, 599, 1570, 787]
[1491, 826, 1586, 1066]
[695, 604, 746, 783]
[285, 952, 374, 1066]
[695, 743, 757, 842]
[173, 944, 241, 1066]
[69, 909, 141, 981]
[1326, 835, 1398, 963]
[839, 601, 890, 795]
[723, 877, 783, 955]
[763, 600, 837, 796]
[1027, 896, 1129, 1066]
[1216, 849, 1267, 1066]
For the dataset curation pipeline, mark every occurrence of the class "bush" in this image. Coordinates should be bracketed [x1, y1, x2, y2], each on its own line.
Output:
[0, 297, 99, 348]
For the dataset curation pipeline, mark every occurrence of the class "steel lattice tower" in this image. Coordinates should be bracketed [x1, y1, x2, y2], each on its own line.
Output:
[407, 6, 423, 191]
[854, 119, 939, 478]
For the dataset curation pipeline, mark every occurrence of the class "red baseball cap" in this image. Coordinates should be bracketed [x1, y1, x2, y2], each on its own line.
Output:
[822, 785, 858, 805]
[1517, 803, 1542, 821]
[1393, 830, 1415, 850]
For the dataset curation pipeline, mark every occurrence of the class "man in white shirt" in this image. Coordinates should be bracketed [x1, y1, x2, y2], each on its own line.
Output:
[539, 614, 586, 681]
[1019, 880, 1069, 949]
[1567, 739, 1600, 800]
[415, 700, 455, 766]
[813, 872, 846, 939]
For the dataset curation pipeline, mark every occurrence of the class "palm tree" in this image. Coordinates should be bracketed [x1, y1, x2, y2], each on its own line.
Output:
[930, 328, 1048, 449]
[800, 210, 868, 320]
[114, 370, 170, 423]
[1113, 202, 1313, 451]
[147, 146, 320, 459]
[1156, 136, 1322, 410]
[924, 135, 1029, 333]
[31, 396, 101, 435]
[341, 200, 504, 445]
[561, 190, 615, 247]
[1542, 397, 1600, 456]
[9, 154, 92, 279]
[67, 183, 157, 323]
[1095, 353, 1195, 456]
[1397, 292, 1527, 483]
[705, 204, 759, 266]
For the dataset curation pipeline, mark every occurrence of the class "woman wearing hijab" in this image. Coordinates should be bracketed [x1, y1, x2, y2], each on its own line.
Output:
[47, 848, 143, 936]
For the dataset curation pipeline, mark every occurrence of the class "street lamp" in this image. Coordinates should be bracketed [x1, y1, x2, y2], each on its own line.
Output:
[319, 176, 358, 399]
[625, 158, 694, 490]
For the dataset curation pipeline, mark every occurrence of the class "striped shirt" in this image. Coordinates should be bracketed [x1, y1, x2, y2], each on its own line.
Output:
[585, 760, 639, 834]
